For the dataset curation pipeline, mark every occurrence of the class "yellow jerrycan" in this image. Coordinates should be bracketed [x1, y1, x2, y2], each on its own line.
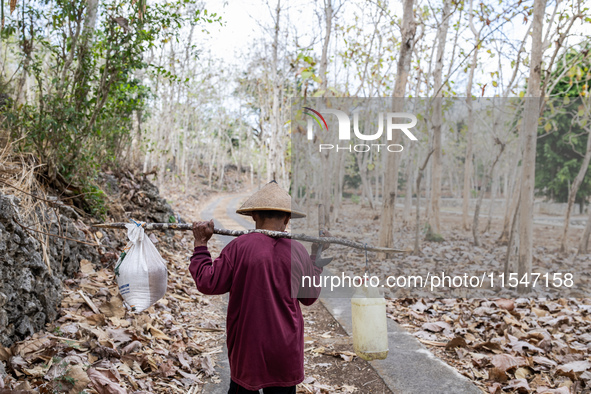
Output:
[351, 284, 389, 360]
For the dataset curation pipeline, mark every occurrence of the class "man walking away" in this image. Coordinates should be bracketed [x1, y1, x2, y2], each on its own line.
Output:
[189, 181, 326, 393]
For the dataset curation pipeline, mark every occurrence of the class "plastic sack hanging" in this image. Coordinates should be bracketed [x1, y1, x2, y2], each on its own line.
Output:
[114, 221, 168, 312]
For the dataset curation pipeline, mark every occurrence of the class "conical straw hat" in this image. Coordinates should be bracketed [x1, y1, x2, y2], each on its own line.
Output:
[236, 180, 306, 219]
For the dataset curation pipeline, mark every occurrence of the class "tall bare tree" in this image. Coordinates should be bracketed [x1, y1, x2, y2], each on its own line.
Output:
[378, 0, 416, 256]
[427, 0, 452, 236]
[462, 0, 481, 230]
[268, 0, 284, 185]
[517, 0, 546, 292]
[318, 0, 333, 93]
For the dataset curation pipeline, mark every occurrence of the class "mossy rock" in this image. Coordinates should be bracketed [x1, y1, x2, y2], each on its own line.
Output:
[424, 223, 445, 242]
[426, 231, 445, 242]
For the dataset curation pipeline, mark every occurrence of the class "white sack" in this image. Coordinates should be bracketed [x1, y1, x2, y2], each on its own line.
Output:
[115, 222, 168, 312]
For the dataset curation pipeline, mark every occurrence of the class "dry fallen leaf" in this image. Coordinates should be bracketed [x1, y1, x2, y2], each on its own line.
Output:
[23, 365, 47, 378]
[532, 356, 557, 369]
[514, 367, 531, 380]
[535, 386, 570, 394]
[100, 296, 125, 319]
[503, 378, 530, 393]
[338, 351, 357, 362]
[495, 299, 515, 311]
[157, 358, 177, 378]
[556, 360, 591, 379]
[422, 321, 450, 333]
[445, 336, 467, 350]
[194, 354, 215, 376]
[0, 346, 11, 362]
[107, 328, 132, 345]
[14, 337, 51, 358]
[87, 367, 126, 394]
[488, 367, 508, 383]
[177, 352, 192, 371]
[488, 382, 502, 394]
[121, 340, 142, 355]
[67, 365, 91, 394]
[532, 307, 548, 317]
[149, 325, 172, 341]
[491, 353, 527, 372]
[80, 259, 95, 274]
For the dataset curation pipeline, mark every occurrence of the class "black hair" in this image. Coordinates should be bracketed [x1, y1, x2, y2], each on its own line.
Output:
[254, 210, 290, 220]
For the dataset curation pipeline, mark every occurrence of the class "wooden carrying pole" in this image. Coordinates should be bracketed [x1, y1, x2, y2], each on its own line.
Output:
[91, 222, 408, 253]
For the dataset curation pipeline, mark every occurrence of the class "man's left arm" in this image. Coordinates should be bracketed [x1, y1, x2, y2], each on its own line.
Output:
[297, 237, 330, 305]
[297, 259, 323, 306]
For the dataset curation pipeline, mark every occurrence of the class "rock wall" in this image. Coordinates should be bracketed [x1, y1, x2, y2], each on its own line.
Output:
[0, 193, 97, 346]
[100, 172, 176, 223]
[0, 171, 174, 347]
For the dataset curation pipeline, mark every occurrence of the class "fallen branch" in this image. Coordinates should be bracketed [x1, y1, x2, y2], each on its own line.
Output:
[91, 222, 409, 253]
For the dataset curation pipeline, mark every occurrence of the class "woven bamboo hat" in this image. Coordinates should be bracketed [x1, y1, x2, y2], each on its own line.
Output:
[236, 180, 306, 219]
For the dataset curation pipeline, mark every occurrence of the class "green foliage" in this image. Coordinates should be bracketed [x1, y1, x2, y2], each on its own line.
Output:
[535, 46, 591, 203]
[82, 184, 108, 218]
[0, 0, 219, 214]
[351, 194, 360, 204]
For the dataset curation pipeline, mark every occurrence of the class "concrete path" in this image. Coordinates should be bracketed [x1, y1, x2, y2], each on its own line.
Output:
[321, 294, 481, 394]
[199, 194, 482, 394]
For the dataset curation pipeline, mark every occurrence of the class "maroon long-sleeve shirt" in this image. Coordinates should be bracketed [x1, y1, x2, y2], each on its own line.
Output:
[189, 232, 323, 390]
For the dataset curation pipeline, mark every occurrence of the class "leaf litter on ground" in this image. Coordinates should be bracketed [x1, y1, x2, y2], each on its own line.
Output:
[325, 202, 591, 394]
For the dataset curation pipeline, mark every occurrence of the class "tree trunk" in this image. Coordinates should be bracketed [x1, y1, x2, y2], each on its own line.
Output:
[218, 159, 225, 190]
[403, 148, 414, 225]
[504, 194, 521, 277]
[428, 0, 452, 236]
[378, 0, 416, 257]
[560, 127, 591, 253]
[414, 150, 435, 254]
[268, 0, 282, 184]
[517, 0, 546, 293]
[208, 144, 217, 189]
[319, 0, 332, 93]
[462, 1, 480, 230]
[579, 204, 591, 254]
[486, 171, 497, 233]
[357, 153, 375, 210]
[499, 153, 521, 243]
[72, 0, 99, 107]
[473, 143, 505, 246]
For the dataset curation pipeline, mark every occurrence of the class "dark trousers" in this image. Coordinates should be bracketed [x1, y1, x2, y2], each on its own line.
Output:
[228, 380, 296, 394]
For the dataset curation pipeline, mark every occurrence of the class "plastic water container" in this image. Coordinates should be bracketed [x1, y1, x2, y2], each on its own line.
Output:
[351, 284, 389, 360]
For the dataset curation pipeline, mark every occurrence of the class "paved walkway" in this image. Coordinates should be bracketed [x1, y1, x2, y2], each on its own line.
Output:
[200, 195, 481, 394]
[322, 295, 480, 393]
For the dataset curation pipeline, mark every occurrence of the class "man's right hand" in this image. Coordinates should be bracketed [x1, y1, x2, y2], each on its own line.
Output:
[193, 219, 214, 248]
